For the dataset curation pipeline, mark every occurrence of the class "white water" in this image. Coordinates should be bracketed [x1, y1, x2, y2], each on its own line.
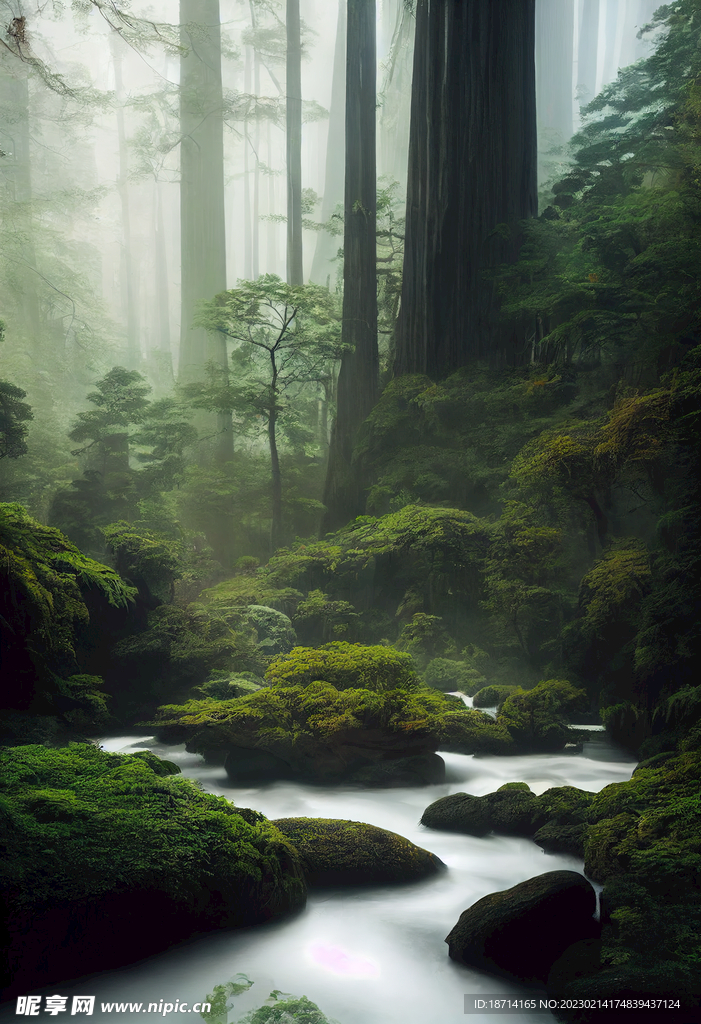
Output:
[3, 736, 635, 1024]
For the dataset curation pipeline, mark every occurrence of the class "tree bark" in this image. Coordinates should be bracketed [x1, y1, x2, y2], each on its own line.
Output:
[286, 0, 303, 285]
[310, 0, 346, 286]
[179, 0, 234, 564]
[394, 0, 537, 375]
[322, 0, 378, 534]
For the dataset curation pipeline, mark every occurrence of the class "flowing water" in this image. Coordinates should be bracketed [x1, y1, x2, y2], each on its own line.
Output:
[2, 733, 635, 1024]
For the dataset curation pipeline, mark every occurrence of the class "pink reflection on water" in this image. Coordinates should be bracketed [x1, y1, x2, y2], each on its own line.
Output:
[306, 942, 380, 978]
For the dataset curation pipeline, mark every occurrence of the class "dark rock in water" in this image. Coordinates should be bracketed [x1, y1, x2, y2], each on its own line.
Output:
[225, 745, 294, 782]
[534, 822, 588, 858]
[273, 817, 446, 886]
[421, 791, 492, 835]
[349, 753, 445, 787]
[421, 783, 539, 836]
[445, 870, 599, 985]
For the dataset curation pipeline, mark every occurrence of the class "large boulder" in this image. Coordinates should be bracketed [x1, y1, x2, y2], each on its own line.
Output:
[421, 783, 540, 836]
[1, 744, 307, 997]
[445, 870, 599, 985]
[348, 753, 445, 787]
[273, 817, 446, 886]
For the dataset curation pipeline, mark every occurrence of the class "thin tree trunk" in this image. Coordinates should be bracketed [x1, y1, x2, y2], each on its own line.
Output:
[322, 0, 378, 533]
[310, 0, 346, 286]
[267, 119, 279, 274]
[286, 0, 303, 285]
[394, 0, 537, 375]
[110, 33, 140, 368]
[252, 2, 261, 281]
[154, 180, 173, 378]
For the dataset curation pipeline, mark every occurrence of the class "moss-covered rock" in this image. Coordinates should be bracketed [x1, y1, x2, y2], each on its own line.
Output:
[472, 684, 521, 708]
[534, 822, 589, 858]
[446, 870, 599, 985]
[264, 641, 418, 691]
[497, 678, 587, 752]
[272, 817, 445, 885]
[421, 783, 540, 836]
[0, 744, 307, 995]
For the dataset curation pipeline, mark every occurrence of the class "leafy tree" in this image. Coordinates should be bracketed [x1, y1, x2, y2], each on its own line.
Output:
[0, 378, 32, 461]
[192, 275, 342, 549]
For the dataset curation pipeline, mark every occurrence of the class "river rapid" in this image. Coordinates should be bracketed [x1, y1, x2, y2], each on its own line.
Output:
[2, 732, 635, 1024]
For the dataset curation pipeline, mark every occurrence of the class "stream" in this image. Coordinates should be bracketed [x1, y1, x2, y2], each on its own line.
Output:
[2, 731, 636, 1024]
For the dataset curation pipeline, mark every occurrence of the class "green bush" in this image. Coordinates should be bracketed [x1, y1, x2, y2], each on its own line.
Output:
[424, 658, 487, 694]
[472, 684, 521, 708]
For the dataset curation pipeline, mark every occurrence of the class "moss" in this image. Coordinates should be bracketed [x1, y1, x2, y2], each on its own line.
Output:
[0, 744, 306, 992]
[0, 503, 137, 737]
[272, 817, 445, 885]
[264, 642, 419, 691]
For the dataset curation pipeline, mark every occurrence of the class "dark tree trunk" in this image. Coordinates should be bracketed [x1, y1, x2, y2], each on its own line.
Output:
[577, 0, 600, 112]
[536, 0, 574, 145]
[310, 0, 346, 286]
[286, 0, 303, 285]
[394, 0, 537, 376]
[179, 0, 234, 565]
[322, 0, 378, 534]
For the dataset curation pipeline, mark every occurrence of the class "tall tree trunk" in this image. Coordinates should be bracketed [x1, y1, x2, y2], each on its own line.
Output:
[577, 0, 600, 113]
[154, 180, 173, 379]
[267, 119, 279, 274]
[310, 0, 346, 286]
[536, 0, 574, 145]
[322, 0, 378, 534]
[394, 0, 537, 375]
[179, 0, 234, 563]
[0, 63, 42, 364]
[251, 2, 261, 281]
[243, 39, 253, 280]
[286, 0, 303, 285]
[377, 0, 415, 189]
[110, 33, 140, 369]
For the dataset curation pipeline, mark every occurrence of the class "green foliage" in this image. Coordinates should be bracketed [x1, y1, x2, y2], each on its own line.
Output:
[472, 684, 521, 708]
[112, 604, 258, 697]
[201, 976, 253, 1024]
[0, 502, 137, 737]
[194, 672, 264, 701]
[497, 678, 587, 752]
[0, 379, 32, 460]
[395, 614, 457, 668]
[103, 521, 183, 604]
[292, 590, 361, 645]
[264, 642, 418, 692]
[423, 657, 486, 695]
[235, 993, 338, 1024]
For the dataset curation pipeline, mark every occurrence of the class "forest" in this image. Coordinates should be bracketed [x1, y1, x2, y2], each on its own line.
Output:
[1, 0, 700, 1022]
